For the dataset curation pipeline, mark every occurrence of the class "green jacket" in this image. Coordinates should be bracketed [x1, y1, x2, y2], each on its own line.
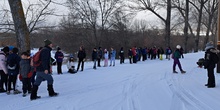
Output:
[173, 50, 181, 59]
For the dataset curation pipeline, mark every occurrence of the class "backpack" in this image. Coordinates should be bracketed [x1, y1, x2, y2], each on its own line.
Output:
[212, 53, 219, 64]
[7, 56, 17, 70]
[32, 50, 42, 67]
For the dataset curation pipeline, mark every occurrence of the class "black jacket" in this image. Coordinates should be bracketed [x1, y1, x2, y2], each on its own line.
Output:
[78, 50, 86, 60]
[92, 50, 98, 61]
[36, 46, 52, 72]
[204, 48, 218, 69]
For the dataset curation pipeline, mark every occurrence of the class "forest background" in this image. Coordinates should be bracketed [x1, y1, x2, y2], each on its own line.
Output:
[0, 0, 218, 57]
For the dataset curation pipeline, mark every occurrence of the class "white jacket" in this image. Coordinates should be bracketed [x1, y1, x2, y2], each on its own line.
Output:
[67, 61, 75, 70]
[0, 51, 7, 74]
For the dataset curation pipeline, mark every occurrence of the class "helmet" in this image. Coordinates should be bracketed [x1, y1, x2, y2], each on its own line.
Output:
[176, 45, 181, 49]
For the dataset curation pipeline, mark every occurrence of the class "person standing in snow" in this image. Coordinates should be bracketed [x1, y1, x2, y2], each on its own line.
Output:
[30, 39, 58, 100]
[19, 52, 32, 97]
[77, 46, 86, 71]
[203, 41, 219, 88]
[166, 47, 172, 60]
[0, 47, 9, 93]
[55, 47, 64, 74]
[173, 45, 186, 74]
[132, 47, 137, 63]
[97, 47, 103, 67]
[109, 47, 116, 66]
[103, 49, 109, 67]
[119, 47, 125, 64]
[7, 47, 21, 94]
[128, 48, 133, 64]
[92, 48, 98, 69]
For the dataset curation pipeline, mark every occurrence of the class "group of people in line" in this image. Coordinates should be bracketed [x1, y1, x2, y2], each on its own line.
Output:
[0, 39, 58, 100]
[0, 39, 218, 101]
[71, 45, 184, 72]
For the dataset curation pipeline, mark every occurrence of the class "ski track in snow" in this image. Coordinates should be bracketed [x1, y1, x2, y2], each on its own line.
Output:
[166, 67, 213, 110]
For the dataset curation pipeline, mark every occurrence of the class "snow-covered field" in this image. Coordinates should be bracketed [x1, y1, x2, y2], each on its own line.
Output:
[1, 52, 220, 110]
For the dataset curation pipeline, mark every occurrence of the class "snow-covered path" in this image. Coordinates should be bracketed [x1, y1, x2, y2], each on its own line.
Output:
[1, 52, 220, 110]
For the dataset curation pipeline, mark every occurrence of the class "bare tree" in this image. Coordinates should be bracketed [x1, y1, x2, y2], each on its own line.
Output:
[172, 0, 190, 53]
[1, 0, 56, 34]
[202, 0, 218, 48]
[66, 0, 121, 47]
[128, 0, 172, 47]
[25, 0, 55, 33]
[189, 0, 208, 52]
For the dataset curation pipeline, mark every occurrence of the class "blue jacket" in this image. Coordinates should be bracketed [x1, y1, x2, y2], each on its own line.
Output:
[7, 53, 21, 75]
[110, 50, 116, 58]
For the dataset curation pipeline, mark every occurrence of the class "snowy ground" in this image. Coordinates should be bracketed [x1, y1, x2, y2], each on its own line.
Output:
[1, 52, 220, 110]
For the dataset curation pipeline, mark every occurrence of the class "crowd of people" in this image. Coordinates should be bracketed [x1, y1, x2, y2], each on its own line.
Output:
[0, 39, 58, 100]
[0, 39, 218, 101]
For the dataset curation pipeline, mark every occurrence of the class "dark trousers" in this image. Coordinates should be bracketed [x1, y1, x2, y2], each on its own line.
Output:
[207, 68, 215, 86]
[173, 58, 183, 71]
[0, 70, 7, 90]
[57, 62, 62, 74]
[142, 54, 147, 61]
[8, 75, 17, 91]
[31, 72, 36, 87]
[133, 55, 137, 63]
[120, 56, 124, 64]
[77, 59, 84, 71]
[129, 57, 132, 64]
[97, 58, 101, 67]
[22, 78, 31, 94]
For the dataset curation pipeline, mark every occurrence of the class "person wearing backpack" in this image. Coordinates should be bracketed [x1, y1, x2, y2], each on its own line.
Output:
[30, 39, 58, 100]
[204, 41, 219, 88]
[7, 47, 21, 94]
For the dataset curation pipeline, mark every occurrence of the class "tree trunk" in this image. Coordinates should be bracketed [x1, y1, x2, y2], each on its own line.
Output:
[194, 4, 203, 52]
[8, 0, 30, 53]
[165, 0, 171, 47]
[203, 14, 213, 49]
[184, 0, 189, 53]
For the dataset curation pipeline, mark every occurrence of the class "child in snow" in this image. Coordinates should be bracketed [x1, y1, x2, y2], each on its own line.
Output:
[104, 49, 108, 67]
[7, 47, 21, 95]
[67, 56, 77, 74]
[20, 52, 32, 97]
[109, 47, 116, 66]
[92, 48, 98, 69]
[173, 45, 186, 73]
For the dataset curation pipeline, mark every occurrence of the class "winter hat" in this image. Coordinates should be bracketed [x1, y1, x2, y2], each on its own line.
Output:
[44, 39, 52, 46]
[176, 45, 181, 49]
[9, 46, 14, 51]
[205, 41, 214, 51]
[57, 46, 61, 50]
[1, 46, 9, 53]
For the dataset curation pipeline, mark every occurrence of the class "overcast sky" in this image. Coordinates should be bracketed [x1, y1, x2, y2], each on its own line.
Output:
[0, 0, 161, 27]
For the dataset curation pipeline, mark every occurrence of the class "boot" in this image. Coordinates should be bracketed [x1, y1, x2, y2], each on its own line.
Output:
[173, 70, 178, 73]
[181, 70, 186, 73]
[30, 85, 41, 100]
[47, 84, 58, 97]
